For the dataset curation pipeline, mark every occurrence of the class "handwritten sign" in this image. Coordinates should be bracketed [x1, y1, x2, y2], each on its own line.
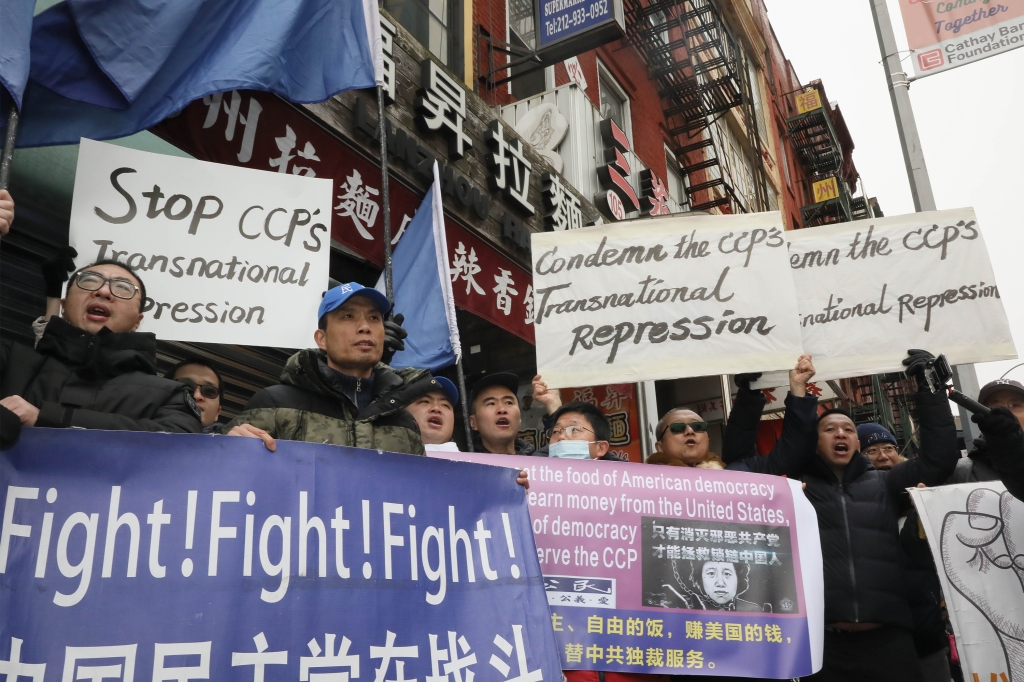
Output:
[531, 212, 804, 388]
[754, 207, 1015, 387]
[69, 139, 332, 347]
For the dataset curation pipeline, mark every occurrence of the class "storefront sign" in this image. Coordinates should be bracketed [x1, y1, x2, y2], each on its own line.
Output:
[753, 207, 1015, 388]
[531, 212, 804, 388]
[794, 89, 822, 115]
[1, 430, 561, 682]
[429, 452, 825, 677]
[811, 177, 838, 204]
[153, 91, 536, 343]
[898, 0, 1024, 79]
[536, 0, 625, 63]
[595, 119, 640, 221]
[68, 139, 331, 347]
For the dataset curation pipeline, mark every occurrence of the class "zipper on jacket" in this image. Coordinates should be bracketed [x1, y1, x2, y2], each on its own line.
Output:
[837, 483, 859, 622]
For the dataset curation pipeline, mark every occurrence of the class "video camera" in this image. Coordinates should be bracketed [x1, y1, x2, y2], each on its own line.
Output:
[916, 353, 990, 416]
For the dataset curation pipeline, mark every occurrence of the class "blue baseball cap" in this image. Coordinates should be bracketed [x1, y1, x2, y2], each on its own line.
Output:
[857, 422, 897, 449]
[318, 283, 392, 322]
[431, 377, 460, 406]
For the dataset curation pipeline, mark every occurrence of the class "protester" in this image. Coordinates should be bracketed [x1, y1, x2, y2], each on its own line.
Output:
[949, 378, 1024, 498]
[468, 372, 536, 454]
[721, 355, 819, 473]
[226, 282, 430, 455]
[1, 259, 202, 446]
[539, 401, 624, 460]
[646, 408, 726, 468]
[32, 246, 79, 346]
[0, 189, 13, 236]
[165, 357, 225, 433]
[406, 375, 460, 451]
[858, 423, 902, 471]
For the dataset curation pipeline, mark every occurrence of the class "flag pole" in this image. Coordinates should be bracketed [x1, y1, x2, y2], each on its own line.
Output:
[0, 106, 19, 191]
[376, 87, 394, 304]
[455, 356, 474, 450]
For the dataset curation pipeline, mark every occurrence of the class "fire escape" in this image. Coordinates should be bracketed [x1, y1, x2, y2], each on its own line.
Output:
[786, 90, 851, 227]
[622, 0, 767, 213]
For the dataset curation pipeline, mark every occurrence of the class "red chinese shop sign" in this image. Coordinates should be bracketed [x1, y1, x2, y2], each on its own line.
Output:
[152, 91, 535, 343]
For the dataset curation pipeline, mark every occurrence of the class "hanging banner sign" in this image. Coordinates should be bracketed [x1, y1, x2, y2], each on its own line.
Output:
[0, 430, 560, 682]
[68, 139, 331, 348]
[531, 212, 804, 388]
[898, 0, 1024, 79]
[753, 207, 1015, 388]
[430, 451, 824, 678]
[909, 482, 1023, 681]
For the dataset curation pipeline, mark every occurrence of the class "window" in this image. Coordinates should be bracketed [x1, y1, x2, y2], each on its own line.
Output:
[665, 146, 687, 209]
[385, 0, 462, 72]
[649, 10, 670, 46]
[597, 63, 629, 135]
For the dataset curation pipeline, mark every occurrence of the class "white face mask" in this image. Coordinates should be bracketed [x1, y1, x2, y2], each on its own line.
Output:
[549, 440, 592, 459]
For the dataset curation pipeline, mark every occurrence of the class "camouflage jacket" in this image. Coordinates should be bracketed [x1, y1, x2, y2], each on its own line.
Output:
[227, 349, 434, 455]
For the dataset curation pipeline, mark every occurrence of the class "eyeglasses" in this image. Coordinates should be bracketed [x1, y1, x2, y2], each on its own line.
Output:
[74, 271, 139, 300]
[178, 378, 221, 400]
[550, 425, 593, 439]
[658, 421, 709, 439]
[864, 444, 898, 456]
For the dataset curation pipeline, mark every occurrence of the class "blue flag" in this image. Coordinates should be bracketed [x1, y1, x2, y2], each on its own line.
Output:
[377, 162, 462, 372]
[8, 0, 383, 146]
[0, 0, 34, 109]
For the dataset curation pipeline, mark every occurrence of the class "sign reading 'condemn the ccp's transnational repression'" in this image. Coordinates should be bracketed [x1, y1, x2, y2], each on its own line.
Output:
[531, 212, 804, 388]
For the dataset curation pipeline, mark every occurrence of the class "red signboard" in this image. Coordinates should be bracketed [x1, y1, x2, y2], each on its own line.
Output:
[153, 91, 535, 343]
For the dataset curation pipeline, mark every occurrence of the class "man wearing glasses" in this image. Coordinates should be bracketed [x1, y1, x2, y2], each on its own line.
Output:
[166, 358, 224, 433]
[1, 260, 201, 445]
[543, 401, 622, 461]
[858, 423, 902, 471]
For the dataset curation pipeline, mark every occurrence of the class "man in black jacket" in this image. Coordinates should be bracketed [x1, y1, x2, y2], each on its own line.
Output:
[1, 260, 201, 445]
[949, 378, 1024, 499]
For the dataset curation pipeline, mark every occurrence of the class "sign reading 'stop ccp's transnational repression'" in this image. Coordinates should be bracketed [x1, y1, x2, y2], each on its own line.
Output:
[754, 207, 1015, 388]
[431, 451, 825, 678]
[0, 430, 561, 682]
[531, 212, 804, 389]
[69, 139, 332, 348]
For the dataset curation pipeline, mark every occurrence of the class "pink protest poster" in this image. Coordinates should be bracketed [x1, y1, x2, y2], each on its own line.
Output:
[430, 452, 824, 678]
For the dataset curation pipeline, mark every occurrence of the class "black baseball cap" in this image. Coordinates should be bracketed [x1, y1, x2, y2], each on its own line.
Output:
[978, 379, 1024, 406]
[469, 372, 520, 407]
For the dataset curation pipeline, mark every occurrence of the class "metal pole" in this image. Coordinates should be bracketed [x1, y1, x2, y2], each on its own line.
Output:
[376, 86, 394, 303]
[455, 357, 474, 450]
[869, 0, 982, 450]
[719, 375, 733, 425]
[0, 107, 19, 191]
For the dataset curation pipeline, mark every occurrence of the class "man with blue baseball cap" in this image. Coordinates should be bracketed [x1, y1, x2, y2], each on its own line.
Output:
[226, 282, 434, 455]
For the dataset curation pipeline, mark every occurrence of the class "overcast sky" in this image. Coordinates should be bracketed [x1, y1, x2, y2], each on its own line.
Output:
[763, 0, 1024, 389]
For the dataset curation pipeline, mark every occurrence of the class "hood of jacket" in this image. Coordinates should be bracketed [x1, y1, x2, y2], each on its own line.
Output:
[278, 349, 432, 418]
[36, 317, 157, 380]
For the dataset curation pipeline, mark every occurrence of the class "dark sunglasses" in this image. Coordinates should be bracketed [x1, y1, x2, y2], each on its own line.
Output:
[658, 420, 709, 439]
[178, 378, 220, 400]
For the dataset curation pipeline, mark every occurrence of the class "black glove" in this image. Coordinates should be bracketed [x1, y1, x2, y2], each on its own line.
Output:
[972, 406, 1021, 439]
[0, 405, 22, 450]
[902, 348, 935, 392]
[41, 245, 78, 298]
[381, 313, 407, 365]
[734, 372, 762, 392]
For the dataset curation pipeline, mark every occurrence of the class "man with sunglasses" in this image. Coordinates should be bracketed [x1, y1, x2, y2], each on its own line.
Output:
[1, 260, 201, 446]
[166, 358, 224, 433]
[651, 411, 725, 468]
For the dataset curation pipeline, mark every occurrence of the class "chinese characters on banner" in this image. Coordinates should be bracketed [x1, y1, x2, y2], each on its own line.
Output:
[153, 90, 535, 343]
[429, 452, 825, 678]
[0, 430, 561, 682]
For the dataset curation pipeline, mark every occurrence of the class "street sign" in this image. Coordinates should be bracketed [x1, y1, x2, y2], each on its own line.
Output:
[535, 0, 624, 64]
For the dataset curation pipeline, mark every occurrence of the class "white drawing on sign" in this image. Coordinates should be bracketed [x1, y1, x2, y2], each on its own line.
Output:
[513, 103, 568, 173]
[601, 386, 627, 411]
[62, 645, 137, 682]
[392, 214, 413, 245]
[270, 125, 320, 176]
[493, 269, 518, 316]
[0, 638, 46, 682]
[371, 631, 419, 682]
[940, 488, 1024, 679]
[231, 632, 288, 682]
[426, 632, 477, 682]
[450, 243, 484, 295]
[335, 169, 381, 240]
[301, 634, 360, 682]
[202, 91, 262, 163]
[563, 57, 588, 90]
[488, 625, 541, 682]
[523, 285, 535, 325]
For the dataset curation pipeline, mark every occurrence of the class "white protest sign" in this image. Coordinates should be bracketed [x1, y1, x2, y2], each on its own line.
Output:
[910, 482, 1023, 680]
[531, 212, 804, 388]
[755, 208, 1015, 388]
[69, 139, 332, 347]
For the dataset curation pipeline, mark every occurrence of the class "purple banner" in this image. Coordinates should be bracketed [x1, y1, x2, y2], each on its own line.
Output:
[429, 453, 824, 678]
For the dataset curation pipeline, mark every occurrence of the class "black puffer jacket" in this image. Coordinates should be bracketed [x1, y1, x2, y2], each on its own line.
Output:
[800, 389, 959, 627]
[951, 432, 1024, 499]
[1, 317, 201, 433]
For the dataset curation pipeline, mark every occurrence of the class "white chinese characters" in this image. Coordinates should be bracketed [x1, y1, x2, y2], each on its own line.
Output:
[415, 60, 472, 159]
[485, 121, 534, 215]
